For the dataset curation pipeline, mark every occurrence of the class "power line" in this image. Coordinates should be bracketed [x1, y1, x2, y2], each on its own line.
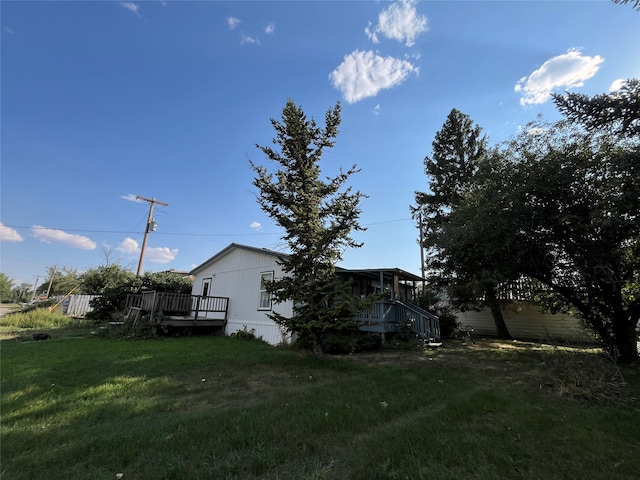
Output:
[4, 224, 281, 236]
[2, 217, 414, 238]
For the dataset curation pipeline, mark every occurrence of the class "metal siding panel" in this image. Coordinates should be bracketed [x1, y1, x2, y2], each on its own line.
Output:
[456, 304, 593, 343]
[64, 294, 99, 317]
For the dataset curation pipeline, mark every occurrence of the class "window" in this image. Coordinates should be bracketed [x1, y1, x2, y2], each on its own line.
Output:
[202, 278, 211, 297]
[259, 272, 274, 310]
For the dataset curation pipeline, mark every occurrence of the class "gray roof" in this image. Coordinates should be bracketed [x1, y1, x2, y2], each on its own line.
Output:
[190, 243, 423, 281]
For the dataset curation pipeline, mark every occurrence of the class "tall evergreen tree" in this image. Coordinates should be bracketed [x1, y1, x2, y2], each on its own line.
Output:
[414, 109, 512, 338]
[612, 0, 640, 11]
[552, 78, 640, 137]
[251, 100, 366, 355]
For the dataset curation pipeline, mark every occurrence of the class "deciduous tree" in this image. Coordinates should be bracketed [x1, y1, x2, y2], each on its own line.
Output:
[0, 272, 14, 303]
[80, 264, 140, 321]
[251, 100, 366, 355]
[502, 120, 640, 361]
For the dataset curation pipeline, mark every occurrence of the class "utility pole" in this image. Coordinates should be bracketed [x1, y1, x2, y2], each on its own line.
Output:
[45, 265, 57, 299]
[136, 196, 169, 276]
[418, 211, 426, 291]
[30, 276, 40, 302]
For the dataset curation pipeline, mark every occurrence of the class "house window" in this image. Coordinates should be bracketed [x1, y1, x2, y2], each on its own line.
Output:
[202, 278, 211, 297]
[259, 272, 274, 310]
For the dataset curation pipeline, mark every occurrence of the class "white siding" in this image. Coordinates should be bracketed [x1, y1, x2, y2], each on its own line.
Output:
[456, 303, 594, 343]
[191, 247, 293, 346]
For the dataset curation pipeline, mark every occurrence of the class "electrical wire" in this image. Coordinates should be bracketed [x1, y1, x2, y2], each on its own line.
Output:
[2, 217, 413, 237]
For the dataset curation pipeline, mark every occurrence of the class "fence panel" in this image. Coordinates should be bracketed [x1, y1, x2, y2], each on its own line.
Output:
[64, 295, 100, 317]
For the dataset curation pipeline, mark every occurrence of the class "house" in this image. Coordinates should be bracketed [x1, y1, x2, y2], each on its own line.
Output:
[188, 243, 440, 345]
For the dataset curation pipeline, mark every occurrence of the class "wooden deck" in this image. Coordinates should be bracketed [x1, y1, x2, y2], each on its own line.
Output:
[125, 291, 229, 328]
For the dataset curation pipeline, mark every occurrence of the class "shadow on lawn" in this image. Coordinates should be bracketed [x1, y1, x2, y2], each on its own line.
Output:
[343, 337, 637, 407]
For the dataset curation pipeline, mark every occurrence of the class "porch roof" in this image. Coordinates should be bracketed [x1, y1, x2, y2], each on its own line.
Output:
[337, 267, 424, 283]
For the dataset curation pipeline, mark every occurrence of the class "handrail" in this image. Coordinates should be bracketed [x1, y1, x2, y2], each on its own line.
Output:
[395, 299, 441, 340]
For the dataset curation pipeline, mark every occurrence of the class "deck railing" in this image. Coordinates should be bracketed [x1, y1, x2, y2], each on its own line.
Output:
[352, 300, 397, 324]
[352, 299, 440, 340]
[125, 291, 229, 324]
[395, 300, 440, 340]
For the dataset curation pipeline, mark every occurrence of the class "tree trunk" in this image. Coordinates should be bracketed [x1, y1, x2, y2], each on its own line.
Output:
[613, 317, 638, 363]
[485, 289, 512, 339]
[311, 330, 325, 356]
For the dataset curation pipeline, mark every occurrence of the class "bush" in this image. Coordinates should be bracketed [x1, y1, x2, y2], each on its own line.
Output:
[387, 322, 424, 350]
[437, 311, 459, 339]
[83, 267, 193, 323]
[416, 291, 460, 339]
[230, 325, 263, 341]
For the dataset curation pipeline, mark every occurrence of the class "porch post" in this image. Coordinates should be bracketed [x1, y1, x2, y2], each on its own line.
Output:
[393, 272, 399, 301]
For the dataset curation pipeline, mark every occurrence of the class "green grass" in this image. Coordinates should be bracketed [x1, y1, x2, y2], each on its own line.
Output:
[1, 328, 639, 480]
[0, 307, 77, 330]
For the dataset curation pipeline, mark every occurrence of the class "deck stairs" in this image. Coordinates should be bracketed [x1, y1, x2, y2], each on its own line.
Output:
[353, 299, 440, 342]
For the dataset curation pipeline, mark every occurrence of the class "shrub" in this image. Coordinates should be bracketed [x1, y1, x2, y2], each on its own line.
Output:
[82, 267, 193, 323]
[230, 325, 263, 341]
[387, 322, 423, 350]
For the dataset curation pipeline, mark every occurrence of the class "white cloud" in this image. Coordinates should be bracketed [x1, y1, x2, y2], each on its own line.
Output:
[120, 2, 141, 17]
[116, 237, 177, 263]
[249, 221, 262, 230]
[265, 23, 275, 34]
[240, 34, 260, 46]
[116, 237, 139, 255]
[121, 193, 143, 203]
[32, 226, 96, 250]
[609, 78, 627, 91]
[525, 126, 548, 136]
[373, 104, 381, 115]
[146, 246, 178, 263]
[365, 0, 428, 47]
[329, 50, 418, 103]
[227, 17, 241, 30]
[0, 223, 23, 242]
[515, 49, 604, 106]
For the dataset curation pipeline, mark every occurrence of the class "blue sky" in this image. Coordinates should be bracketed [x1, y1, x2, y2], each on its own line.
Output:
[1, 0, 638, 289]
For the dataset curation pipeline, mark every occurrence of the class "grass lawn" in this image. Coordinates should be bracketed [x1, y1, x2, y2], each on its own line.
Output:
[1, 327, 639, 480]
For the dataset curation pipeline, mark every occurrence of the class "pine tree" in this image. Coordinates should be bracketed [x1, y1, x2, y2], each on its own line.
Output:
[552, 78, 640, 137]
[251, 100, 366, 354]
[414, 109, 512, 338]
